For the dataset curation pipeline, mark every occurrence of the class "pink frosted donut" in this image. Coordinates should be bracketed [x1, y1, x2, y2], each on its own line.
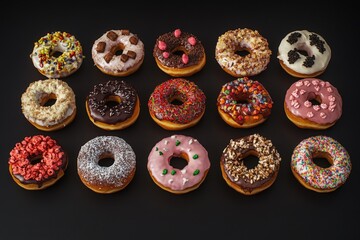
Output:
[284, 78, 342, 129]
[147, 135, 211, 194]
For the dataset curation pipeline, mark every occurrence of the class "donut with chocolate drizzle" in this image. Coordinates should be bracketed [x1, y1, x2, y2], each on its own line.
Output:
[86, 80, 140, 130]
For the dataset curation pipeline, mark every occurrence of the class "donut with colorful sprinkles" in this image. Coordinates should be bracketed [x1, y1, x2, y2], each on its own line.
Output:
[217, 77, 273, 128]
[8, 135, 68, 190]
[147, 135, 211, 194]
[291, 135, 351, 193]
[148, 78, 206, 130]
[30, 31, 84, 78]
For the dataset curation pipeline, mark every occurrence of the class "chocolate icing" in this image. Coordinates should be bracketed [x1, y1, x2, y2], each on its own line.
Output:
[153, 31, 205, 68]
[87, 80, 137, 124]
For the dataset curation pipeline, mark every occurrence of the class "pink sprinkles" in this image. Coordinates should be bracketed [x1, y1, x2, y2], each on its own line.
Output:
[291, 135, 351, 190]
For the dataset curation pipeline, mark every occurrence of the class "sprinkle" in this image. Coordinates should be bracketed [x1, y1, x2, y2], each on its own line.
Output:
[181, 169, 187, 174]
[193, 169, 200, 175]
[193, 154, 199, 159]
[171, 170, 176, 175]
[175, 140, 181, 146]
[182, 178, 189, 185]
[162, 169, 168, 175]
[159, 151, 163, 156]
[155, 147, 158, 151]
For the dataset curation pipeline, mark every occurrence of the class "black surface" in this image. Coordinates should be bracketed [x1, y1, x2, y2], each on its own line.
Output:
[1, 3, 359, 239]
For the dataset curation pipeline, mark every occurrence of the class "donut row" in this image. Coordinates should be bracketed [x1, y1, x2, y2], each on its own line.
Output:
[29, 28, 331, 79]
[20, 76, 343, 131]
[8, 134, 351, 194]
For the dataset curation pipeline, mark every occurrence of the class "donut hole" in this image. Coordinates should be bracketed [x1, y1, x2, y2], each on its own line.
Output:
[172, 47, 186, 56]
[170, 156, 188, 169]
[307, 93, 322, 106]
[105, 95, 121, 108]
[312, 152, 332, 168]
[168, 94, 186, 106]
[112, 43, 125, 56]
[295, 45, 312, 57]
[51, 51, 63, 58]
[29, 155, 43, 165]
[241, 150, 259, 169]
[232, 94, 251, 105]
[235, 48, 250, 57]
[98, 153, 115, 167]
[40, 93, 57, 107]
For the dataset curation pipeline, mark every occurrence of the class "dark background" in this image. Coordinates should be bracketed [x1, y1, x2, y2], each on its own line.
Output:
[1, 3, 359, 239]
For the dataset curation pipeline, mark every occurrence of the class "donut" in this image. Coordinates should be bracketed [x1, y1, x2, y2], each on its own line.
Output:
[30, 31, 84, 78]
[277, 30, 331, 78]
[217, 77, 273, 128]
[21, 78, 76, 131]
[291, 135, 351, 193]
[284, 78, 342, 129]
[86, 80, 140, 131]
[153, 29, 206, 77]
[8, 135, 68, 190]
[220, 134, 282, 195]
[77, 136, 136, 194]
[91, 29, 144, 76]
[147, 135, 211, 194]
[215, 28, 272, 77]
[148, 78, 206, 130]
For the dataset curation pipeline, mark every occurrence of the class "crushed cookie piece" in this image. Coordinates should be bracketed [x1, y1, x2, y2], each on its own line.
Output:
[303, 55, 315, 67]
[287, 49, 300, 64]
[286, 32, 302, 44]
[309, 33, 326, 53]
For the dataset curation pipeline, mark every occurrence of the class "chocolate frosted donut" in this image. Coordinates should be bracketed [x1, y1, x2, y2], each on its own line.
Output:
[86, 80, 140, 130]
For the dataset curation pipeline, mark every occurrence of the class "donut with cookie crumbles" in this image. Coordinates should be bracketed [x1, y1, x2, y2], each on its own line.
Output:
[215, 28, 271, 77]
[8, 135, 68, 190]
[217, 77, 273, 128]
[148, 78, 206, 130]
[153, 29, 206, 77]
[284, 78, 342, 129]
[220, 133, 282, 195]
[277, 30, 331, 78]
[30, 31, 84, 78]
[21, 78, 76, 131]
[86, 79, 140, 130]
[291, 135, 351, 193]
[77, 136, 136, 194]
[92, 29, 145, 76]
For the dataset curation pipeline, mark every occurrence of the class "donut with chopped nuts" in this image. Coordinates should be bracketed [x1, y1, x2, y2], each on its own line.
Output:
[21, 78, 76, 131]
[30, 31, 84, 78]
[217, 77, 273, 128]
[284, 78, 342, 129]
[147, 135, 211, 194]
[77, 136, 136, 194]
[153, 29, 206, 77]
[86, 79, 140, 130]
[92, 29, 144, 76]
[278, 30, 331, 78]
[220, 134, 282, 195]
[8, 135, 68, 190]
[215, 28, 271, 77]
[148, 78, 206, 130]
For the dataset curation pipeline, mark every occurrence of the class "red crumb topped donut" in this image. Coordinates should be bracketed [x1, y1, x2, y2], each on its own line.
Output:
[217, 77, 273, 128]
[8, 135, 68, 190]
[92, 29, 145, 76]
[148, 78, 206, 130]
[153, 29, 206, 77]
[284, 78, 342, 129]
[215, 28, 271, 77]
[220, 133, 282, 195]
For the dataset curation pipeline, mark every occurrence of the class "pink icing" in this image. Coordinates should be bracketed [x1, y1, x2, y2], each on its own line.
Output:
[162, 52, 169, 58]
[147, 135, 210, 192]
[188, 37, 196, 46]
[182, 54, 189, 64]
[158, 41, 167, 50]
[285, 78, 342, 124]
[174, 29, 181, 38]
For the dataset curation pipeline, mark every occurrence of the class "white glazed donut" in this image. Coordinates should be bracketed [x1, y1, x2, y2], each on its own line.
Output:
[77, 136, 136, 194]
[21, 78, 76, 131]
[30, 31, 84, 78]
[92, 29, 145, 76]
[147, 135, 211, 194]
[277, 30, 331, 78]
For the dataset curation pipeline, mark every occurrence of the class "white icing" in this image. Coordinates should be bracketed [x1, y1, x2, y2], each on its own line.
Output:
[278, 30, 331, 75]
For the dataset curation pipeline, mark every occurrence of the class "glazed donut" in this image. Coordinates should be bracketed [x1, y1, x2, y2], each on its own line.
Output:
[215, 28, 272, 77]
[8, 135, 68, 190]
[153, 29, 206, 77]
[86, 80, 140, 131]
[21, 78, 76, 131]
[291, 135, 351, 193]
[92, 29, 144, 76]
[217, 77, 273, 128]
[77, 136, 136, 194]
[148, 78, 206, 130]
[278, 30, 331, 78]
[284, 78, 342, 129]
[220, 134, 282, 195]
[30, 31, 84, 78]
[147, 135, 211, 194]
